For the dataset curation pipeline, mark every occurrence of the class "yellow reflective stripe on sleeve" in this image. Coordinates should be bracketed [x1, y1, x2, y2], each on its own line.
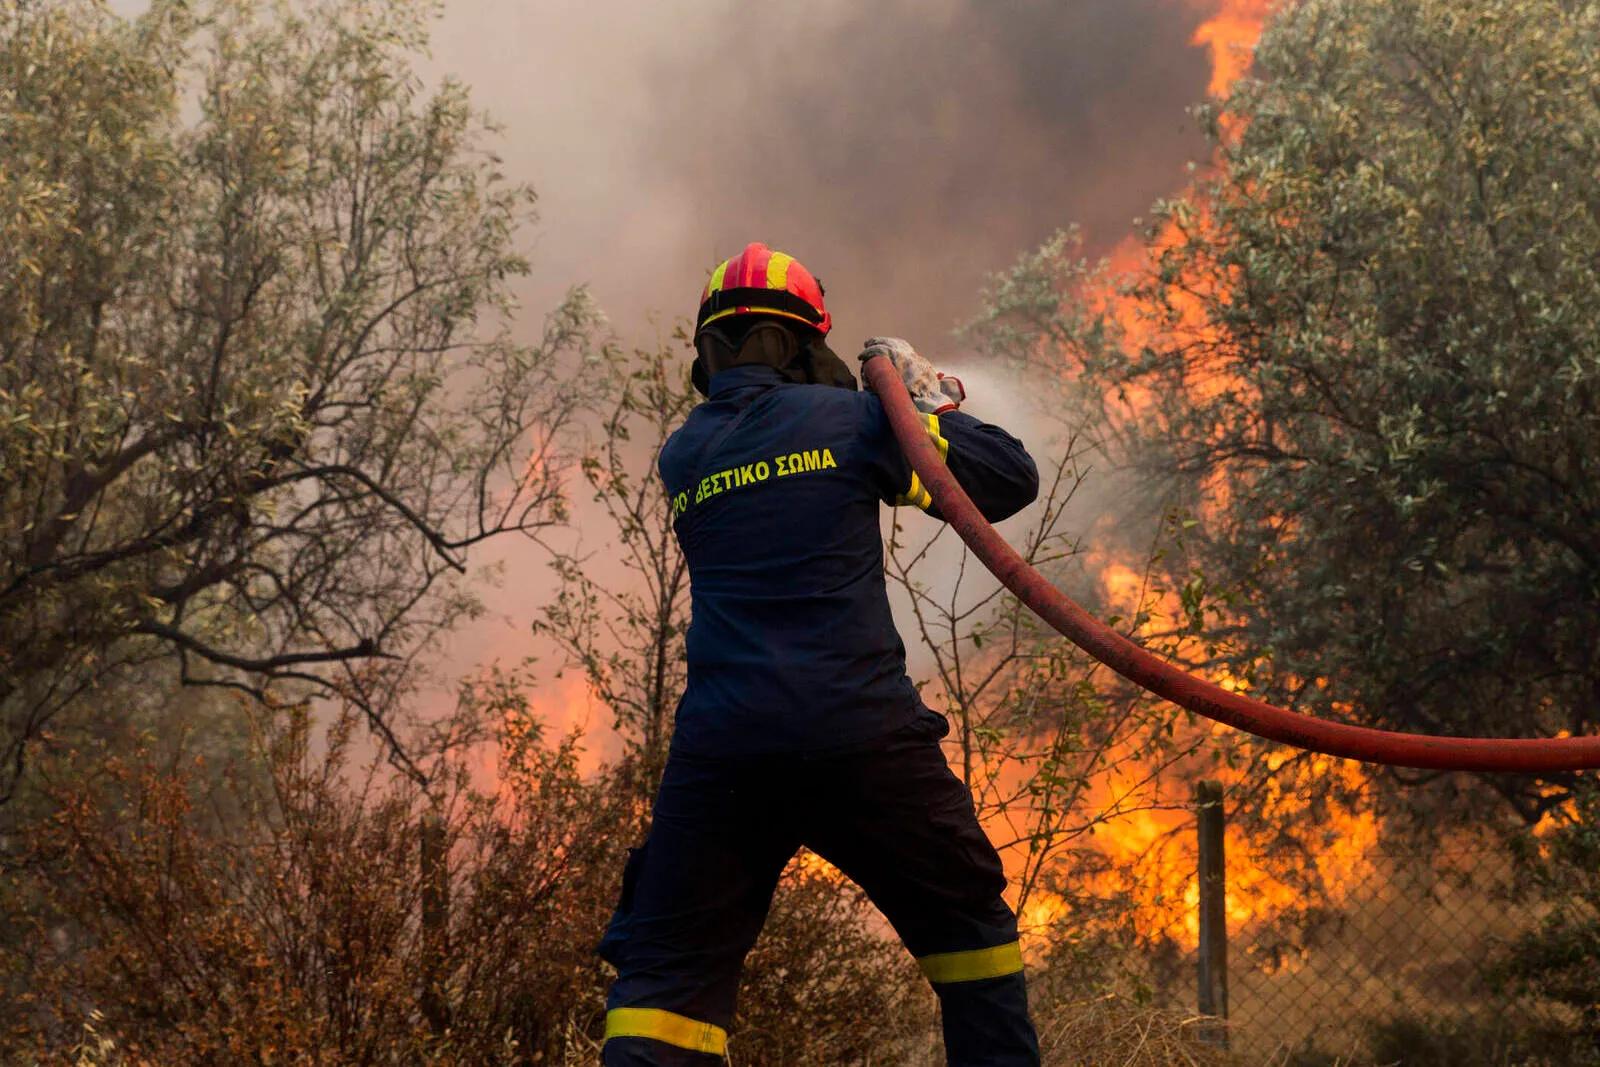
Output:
[605, 1007, 728, 1056]
[893, 415, 946, 510]
[895, 469, 934, 511]
[766, 251, 793, 290]
[706, 260, 729, 296]
[917, 941, 1025, 984]
[924, 413, 950, 460]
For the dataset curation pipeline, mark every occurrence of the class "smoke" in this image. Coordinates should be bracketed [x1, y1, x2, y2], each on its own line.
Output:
[426, 0, 1215, 353]
[108, 0, 1216, 348]
[415, 0, 1226, 694]
[94, 0, 1231, 738]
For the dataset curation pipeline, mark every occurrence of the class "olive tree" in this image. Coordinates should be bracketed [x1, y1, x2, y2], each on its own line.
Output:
[974, 0, 1600, 821]
[0, 0, 604, 796]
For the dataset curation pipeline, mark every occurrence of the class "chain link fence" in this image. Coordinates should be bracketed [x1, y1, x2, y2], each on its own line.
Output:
[1122, 787, 1599, 1065]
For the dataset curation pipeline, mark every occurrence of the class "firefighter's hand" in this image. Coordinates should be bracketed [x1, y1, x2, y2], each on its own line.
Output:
[859, 337, 962, 415]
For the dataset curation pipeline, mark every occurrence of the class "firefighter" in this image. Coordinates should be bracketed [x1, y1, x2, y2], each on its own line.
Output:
[599, 242, 1041, 1065]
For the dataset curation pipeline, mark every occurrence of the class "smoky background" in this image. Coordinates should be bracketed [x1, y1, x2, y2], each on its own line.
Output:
[409, 0, 1224, 741]
[428, 0, 1213, 348]
[98, 0, 1225, 742]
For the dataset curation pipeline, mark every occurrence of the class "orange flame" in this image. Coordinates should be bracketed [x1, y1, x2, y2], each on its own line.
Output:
[480, 0, 1368, 964]
[1189, 0, 1275, 99]
[983, 0, 1384, 955]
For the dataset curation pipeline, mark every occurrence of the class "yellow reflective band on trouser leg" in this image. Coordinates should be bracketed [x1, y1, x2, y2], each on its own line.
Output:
[896, 470, 935, 511]
[605, 1007, 729, 1056]
[917, 941, 1026, 984]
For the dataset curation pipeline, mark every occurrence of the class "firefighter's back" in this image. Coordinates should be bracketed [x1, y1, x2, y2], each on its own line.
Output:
[660, 365, 919, 756]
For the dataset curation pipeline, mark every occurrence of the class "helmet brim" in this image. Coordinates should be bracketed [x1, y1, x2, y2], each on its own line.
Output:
[697, 305, 827, 337]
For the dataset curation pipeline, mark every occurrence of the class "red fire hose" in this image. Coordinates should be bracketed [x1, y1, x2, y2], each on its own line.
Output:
[864, 357, 1600, 772]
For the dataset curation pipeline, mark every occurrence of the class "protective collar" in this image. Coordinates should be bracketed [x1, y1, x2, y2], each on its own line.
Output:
[692, 332, 858, 396]
[706, 363, 785, 397]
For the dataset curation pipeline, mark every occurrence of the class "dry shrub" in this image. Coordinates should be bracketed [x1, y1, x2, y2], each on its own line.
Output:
[1, 696, 943, 1064]
[0, 700, 620, 1067]
[1034, 994, 1235, 1067]
[1, 704, 552, 1064]
[732, 855, 935, 1065]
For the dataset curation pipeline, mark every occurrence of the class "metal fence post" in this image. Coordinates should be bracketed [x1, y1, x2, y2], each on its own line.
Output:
[1196, 779, 1229, 1047]
[420, 807, 450, 1033]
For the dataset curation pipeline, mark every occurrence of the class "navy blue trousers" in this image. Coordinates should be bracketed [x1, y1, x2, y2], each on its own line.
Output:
[598, 710, 1039, 1065]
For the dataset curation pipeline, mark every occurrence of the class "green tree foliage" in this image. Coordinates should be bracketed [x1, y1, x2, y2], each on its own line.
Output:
[975, 0, 1600, 820]
[0, 0, 604, 797]
[1495, 782, 1600, 1049]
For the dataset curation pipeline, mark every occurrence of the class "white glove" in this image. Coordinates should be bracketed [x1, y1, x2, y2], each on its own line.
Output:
[859, 337, 964, 415]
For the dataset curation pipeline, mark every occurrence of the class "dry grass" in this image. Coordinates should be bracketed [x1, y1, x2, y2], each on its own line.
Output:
[1035, 994, 1238, 1066]
[1038, 995, 1373, 1066]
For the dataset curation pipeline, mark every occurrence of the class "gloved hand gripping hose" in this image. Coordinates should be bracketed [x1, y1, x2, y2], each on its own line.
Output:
[863, 356, 1600, 772]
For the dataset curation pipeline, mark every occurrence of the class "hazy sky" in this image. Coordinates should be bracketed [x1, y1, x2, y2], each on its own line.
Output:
[409, 0, 1225, 741]
[106, 0, 1228, 743]
[423, 0, 1215, 352]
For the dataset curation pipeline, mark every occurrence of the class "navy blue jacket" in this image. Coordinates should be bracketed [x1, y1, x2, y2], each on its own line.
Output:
[660, 364, 1039, 757]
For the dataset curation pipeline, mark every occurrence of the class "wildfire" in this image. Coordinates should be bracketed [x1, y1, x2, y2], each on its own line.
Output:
[1061, 514, 1379, 951]
[1098, 560, 1152, 628]
[987, 0, 1388, 959]
[1188, 0, 1275, 99]
[493, 672, 614, 798]
[486, 0, 1365, 977]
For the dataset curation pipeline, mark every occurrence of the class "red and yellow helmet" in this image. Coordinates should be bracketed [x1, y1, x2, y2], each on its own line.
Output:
[695, 242, 831, 338]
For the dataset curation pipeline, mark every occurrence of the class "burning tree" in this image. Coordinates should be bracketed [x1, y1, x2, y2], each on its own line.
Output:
[976, 0, 1600, 824]
[970, 0, 1600, 1051]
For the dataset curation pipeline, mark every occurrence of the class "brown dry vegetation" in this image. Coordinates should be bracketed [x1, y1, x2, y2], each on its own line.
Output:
[10, 0, 1600, 1063]
[0, 682, 937, 1064]
[0, 685, 1252, 1067]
